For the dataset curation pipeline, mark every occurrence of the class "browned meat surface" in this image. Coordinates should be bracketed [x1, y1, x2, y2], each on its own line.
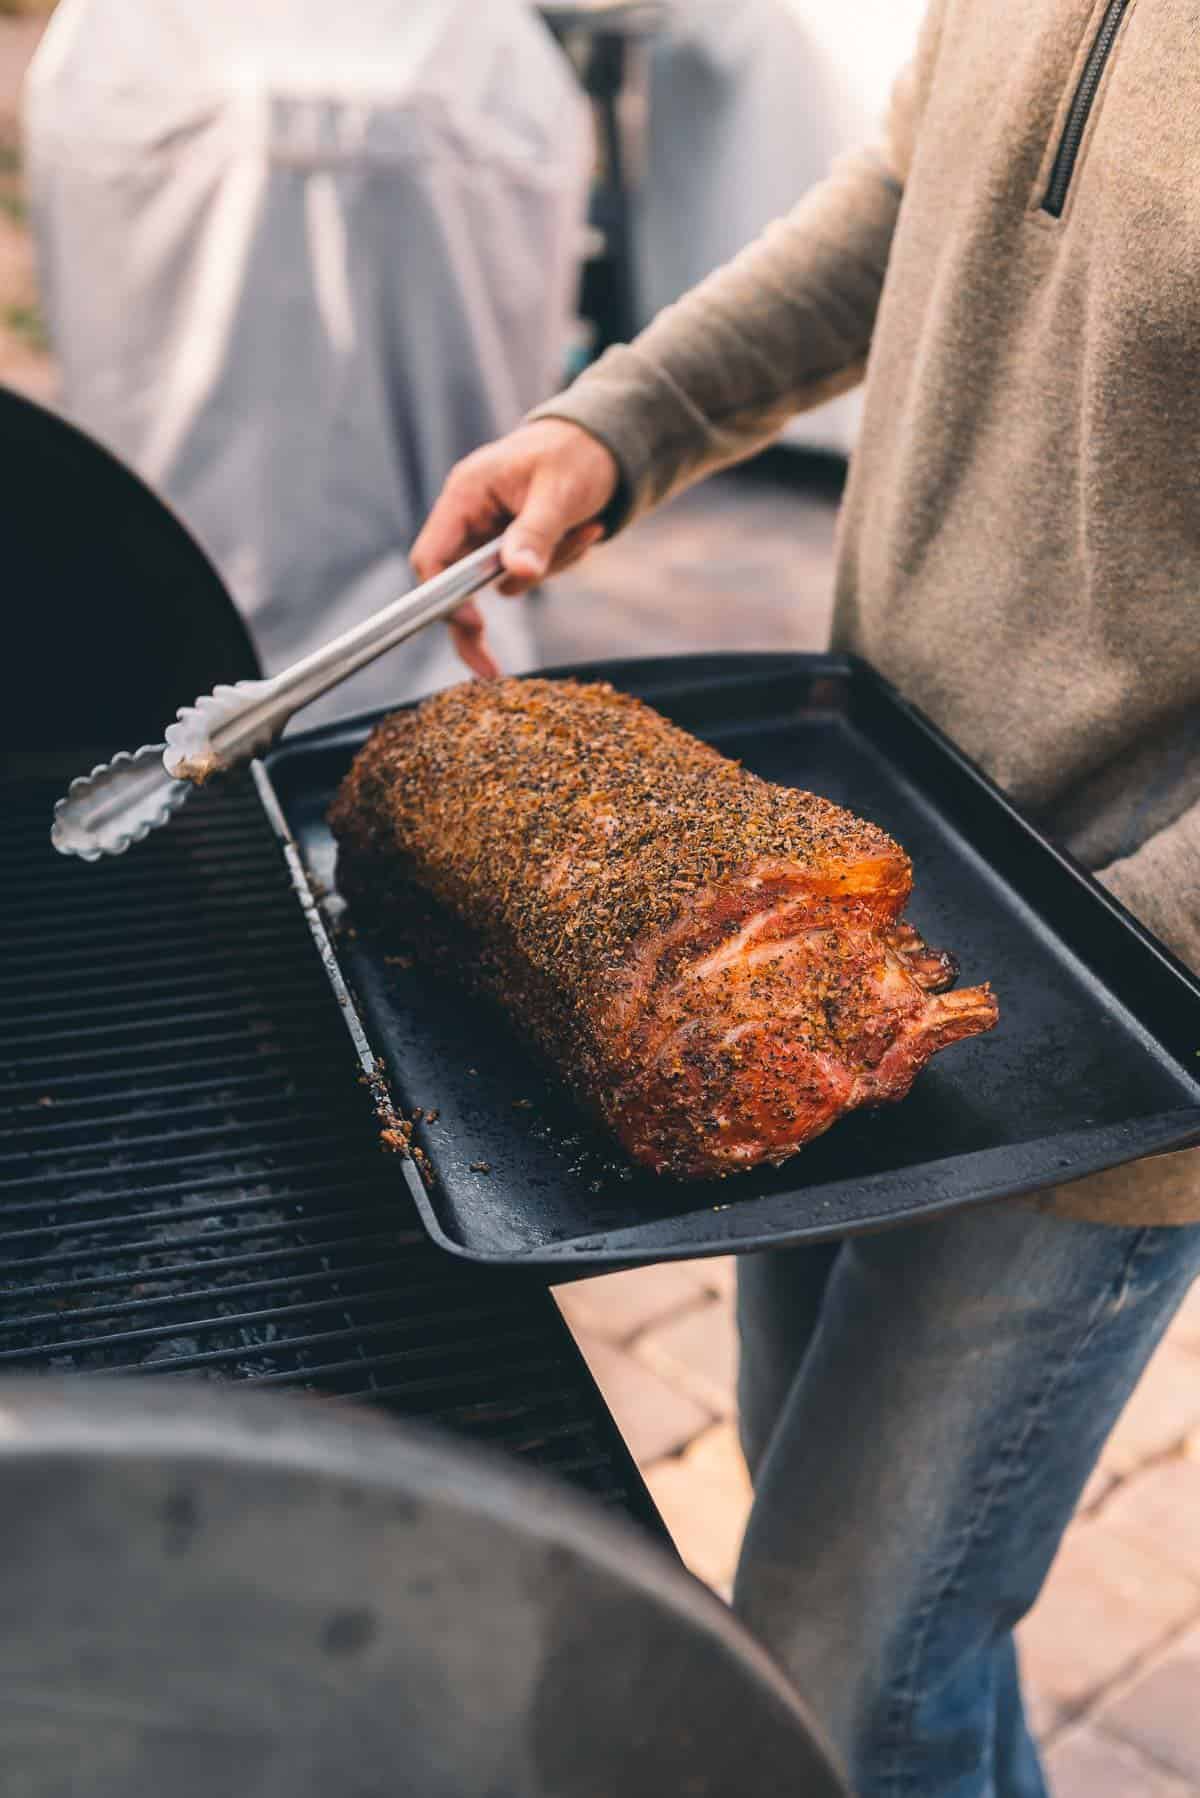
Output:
[329, 678, 998, 1178]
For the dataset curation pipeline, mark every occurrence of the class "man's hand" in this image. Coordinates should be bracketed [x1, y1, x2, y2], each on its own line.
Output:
[411, 419, 619, 679]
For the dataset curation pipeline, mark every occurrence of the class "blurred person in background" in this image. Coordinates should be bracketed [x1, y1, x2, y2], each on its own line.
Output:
[413, 1, 1200, 1793]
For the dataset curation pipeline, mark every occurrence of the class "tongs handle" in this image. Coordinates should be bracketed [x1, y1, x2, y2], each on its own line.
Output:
[53, 537, 508, 860]
[162, 536, 505, 777]
[266, 536, 505, 722]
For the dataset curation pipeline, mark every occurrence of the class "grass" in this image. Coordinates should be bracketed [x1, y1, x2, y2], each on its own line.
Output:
[0, 139, 24, 223]
[3, 301, 47, 350]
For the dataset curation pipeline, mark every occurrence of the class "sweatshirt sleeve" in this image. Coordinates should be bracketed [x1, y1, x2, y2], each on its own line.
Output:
[1097, 806, 1200, 976]
[528, 11, 945, 530]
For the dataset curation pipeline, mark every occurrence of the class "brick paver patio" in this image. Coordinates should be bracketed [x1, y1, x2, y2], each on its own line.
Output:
[557, 1267, 1200, 1795]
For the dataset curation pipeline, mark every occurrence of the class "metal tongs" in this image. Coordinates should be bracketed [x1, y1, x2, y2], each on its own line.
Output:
[50, 537, 505, 861]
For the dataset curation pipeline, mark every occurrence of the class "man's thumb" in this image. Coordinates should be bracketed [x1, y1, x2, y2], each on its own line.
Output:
[503, 472, 571, 581]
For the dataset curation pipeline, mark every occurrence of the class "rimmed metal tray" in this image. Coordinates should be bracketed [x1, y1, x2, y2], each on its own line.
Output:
[257, 653, 1200, 1270]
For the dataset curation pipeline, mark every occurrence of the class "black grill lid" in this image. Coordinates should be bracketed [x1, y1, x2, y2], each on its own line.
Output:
[0, 385, 257, 753]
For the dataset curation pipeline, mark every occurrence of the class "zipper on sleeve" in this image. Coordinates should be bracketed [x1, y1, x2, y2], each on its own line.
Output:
[1042, 0, 1132, 217]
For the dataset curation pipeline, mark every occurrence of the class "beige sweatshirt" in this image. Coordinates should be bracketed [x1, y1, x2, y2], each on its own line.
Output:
[533, 0, 1200, 1225]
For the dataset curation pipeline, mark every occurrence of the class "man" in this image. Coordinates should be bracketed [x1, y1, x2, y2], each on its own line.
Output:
[412, 2, 1200, 1791]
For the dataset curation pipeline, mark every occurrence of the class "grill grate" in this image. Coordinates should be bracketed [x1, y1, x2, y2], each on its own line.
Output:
[0, 776, 659, 1521]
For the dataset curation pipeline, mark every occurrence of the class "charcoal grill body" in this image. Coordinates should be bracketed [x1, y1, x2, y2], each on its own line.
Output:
[0, 384, 655, 1518]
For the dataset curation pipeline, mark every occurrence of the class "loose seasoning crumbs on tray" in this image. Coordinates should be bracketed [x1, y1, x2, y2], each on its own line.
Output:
[360, 1060, 413, 1157]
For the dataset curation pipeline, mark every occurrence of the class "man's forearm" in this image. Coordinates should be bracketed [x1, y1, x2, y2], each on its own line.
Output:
[529, 0, 953, 528]
[531, 142, 905, 531]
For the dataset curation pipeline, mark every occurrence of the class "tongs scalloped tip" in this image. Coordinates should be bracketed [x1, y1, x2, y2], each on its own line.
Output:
[49, 744, 192, 862]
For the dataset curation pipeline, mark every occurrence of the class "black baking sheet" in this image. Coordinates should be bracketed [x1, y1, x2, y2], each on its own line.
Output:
[258, 653, 1200, 1270]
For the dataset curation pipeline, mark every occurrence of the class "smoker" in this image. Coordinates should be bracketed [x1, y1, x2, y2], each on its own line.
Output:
[0, 387, 847, 1796]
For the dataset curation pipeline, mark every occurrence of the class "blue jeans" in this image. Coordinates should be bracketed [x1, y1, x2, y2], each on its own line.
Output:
[733, 1198, 1200, 1798]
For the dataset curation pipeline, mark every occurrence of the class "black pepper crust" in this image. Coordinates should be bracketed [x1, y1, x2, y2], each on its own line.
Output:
[329, 678, 996, 1177]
